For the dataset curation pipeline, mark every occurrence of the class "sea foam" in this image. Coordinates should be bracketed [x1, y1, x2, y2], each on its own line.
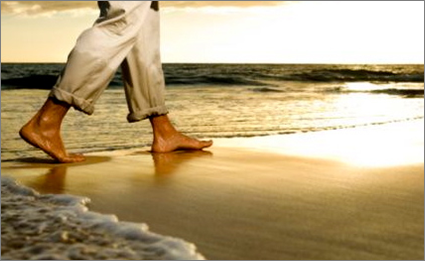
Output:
[1, 176, 205, 260]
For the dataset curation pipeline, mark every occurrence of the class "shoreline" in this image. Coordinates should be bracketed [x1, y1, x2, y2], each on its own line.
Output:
[214, 118, 424, 167]
[2, 119, 424, 260]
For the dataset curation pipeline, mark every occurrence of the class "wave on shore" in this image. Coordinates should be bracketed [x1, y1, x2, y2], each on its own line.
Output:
[1, 177, 204, 260]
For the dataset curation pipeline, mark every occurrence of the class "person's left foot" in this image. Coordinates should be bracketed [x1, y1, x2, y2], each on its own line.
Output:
[19, 119, 86, 163]
[18, 98, 86, 163]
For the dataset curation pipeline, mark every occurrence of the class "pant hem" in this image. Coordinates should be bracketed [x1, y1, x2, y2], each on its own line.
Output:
[49, 87, 95, 115]
[127, 106, 168, 122]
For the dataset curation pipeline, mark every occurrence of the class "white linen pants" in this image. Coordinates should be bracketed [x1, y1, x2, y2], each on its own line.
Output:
[49, 1, 168, 122]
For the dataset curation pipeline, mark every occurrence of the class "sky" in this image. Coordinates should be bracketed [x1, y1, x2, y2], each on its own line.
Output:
[1, 1, 424, 64]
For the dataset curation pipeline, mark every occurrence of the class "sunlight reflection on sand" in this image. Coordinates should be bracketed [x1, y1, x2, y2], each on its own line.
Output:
[215, 119, 424, 167]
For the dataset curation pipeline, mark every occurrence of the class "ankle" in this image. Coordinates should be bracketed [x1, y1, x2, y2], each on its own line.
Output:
[150, 115, 178, 137]
[36, 98, 69, 128]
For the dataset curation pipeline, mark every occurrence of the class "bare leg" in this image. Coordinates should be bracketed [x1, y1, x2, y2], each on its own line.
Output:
[19, 98, 85, 163]
[150, 115, 213, 153]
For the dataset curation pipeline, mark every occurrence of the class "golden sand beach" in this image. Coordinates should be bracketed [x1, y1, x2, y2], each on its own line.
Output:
[2, 120, 424, 260]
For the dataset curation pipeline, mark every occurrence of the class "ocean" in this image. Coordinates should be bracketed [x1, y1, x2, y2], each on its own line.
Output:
[1, 63, 424, 161]
[1, 63, 424, 259]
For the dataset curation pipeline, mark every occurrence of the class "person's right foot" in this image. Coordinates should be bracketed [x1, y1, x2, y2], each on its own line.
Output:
[149, 114, 213, 153]
[151, 132, 213, 153]
[19, 120, 85, 163]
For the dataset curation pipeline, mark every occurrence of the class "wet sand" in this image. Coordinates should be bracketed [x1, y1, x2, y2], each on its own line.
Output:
[2, 120, 424, 260]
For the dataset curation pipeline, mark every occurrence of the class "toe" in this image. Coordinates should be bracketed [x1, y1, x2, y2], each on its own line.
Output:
[60, 153, 86, 163]
[70, 153, 86, 162]
[202, 140, 213, 148]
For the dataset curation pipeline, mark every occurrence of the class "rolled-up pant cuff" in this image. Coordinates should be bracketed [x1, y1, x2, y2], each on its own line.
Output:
[49, 87, 95, 115]
[127, 106, 168, 122]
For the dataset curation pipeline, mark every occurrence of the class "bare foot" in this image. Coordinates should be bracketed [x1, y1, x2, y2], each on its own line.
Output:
[19, 98, 85, 163]
[151, 133, 213, 153]
[19, 122, 85, 163]
[150, 114, 213, 153]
